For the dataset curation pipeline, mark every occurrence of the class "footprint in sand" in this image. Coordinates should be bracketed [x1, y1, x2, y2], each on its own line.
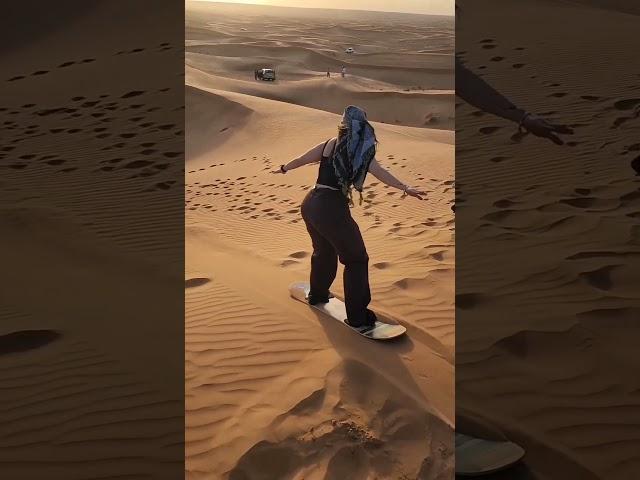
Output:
[280, 260, 300, 267]
[121, 90, 145, 99]
[0, 330, 60, 355]
[493, 199, 516, 209]
[46, 159, 66, 166]
[612, 117, 632, 128]
[560, 197, 596, 209]
[429, 251, 445, 261]
[456, 293, 482, 309]
[613, 98, 640, 111]
[579, 265, 617, 291]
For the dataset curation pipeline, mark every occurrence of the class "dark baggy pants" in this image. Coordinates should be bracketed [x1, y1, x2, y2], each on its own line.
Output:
[301, 188, 371, 326]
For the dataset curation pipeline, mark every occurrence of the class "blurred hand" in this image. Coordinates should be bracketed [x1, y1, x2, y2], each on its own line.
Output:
[521, 113, 574, 145]
[403, 187, 427, 200]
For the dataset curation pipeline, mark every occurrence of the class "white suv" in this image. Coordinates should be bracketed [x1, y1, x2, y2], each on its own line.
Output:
[254, 68, 276, 81]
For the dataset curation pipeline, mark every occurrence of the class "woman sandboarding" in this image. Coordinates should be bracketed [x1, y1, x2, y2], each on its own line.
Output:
[274, 105, 425, 330]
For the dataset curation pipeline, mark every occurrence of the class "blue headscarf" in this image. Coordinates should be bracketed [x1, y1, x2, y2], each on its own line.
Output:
[331, 105, 377, 205]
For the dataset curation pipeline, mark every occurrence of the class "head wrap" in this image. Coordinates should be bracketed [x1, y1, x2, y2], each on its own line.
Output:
[331, 105, 377, 205]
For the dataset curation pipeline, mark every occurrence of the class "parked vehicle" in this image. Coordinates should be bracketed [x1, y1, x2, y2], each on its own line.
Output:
[254, 68, 276, 81]
[345, 47, 354, 54]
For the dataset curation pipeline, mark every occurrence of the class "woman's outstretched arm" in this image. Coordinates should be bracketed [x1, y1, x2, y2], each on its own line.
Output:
[368, 159, 426, 200]
[456, 57, 525, 123]
[456, 57, 573, 144]
[272, 140, 329, 174]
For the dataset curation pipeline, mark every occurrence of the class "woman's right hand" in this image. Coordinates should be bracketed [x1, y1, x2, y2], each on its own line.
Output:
[403, 187, 427, 200]
[521, 113, 574, 145]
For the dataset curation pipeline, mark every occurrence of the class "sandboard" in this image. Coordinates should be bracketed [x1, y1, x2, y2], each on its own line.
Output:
[289, 281, 406, 340]
[455, 432, 525, 477]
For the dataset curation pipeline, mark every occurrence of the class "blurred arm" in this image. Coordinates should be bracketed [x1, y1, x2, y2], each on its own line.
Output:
[456, 57, 526, 123]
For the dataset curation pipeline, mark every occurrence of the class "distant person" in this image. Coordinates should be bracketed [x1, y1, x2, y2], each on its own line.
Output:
[326, 68, 330, 78]
[273, 105, 425, 328]
[341, 65, 346, 78]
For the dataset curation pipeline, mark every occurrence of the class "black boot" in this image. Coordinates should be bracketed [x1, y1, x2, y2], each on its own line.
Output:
[308, 292, 334, 305]
[345, 309, 377, 329]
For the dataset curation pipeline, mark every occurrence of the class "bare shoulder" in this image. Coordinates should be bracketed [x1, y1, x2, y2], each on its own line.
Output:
[322, 137, 337, 157]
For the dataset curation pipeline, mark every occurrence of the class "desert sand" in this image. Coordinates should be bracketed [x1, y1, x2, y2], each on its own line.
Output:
[185, 2, 455, 479]
[0, 2, 183, 478]
[456, 0, 640, 478]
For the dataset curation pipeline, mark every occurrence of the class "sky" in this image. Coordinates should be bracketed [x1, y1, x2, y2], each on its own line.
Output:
[202, 0, 454, 16]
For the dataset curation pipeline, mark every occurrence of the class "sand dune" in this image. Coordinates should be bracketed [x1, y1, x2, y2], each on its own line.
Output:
[456, 0, 640, 477]
[0, 2, 183, 478]
[187, 84, 253, 158]
[187, 62, 454, 129]
[186, 0, 454, 128]
[186, 3, 454, 478]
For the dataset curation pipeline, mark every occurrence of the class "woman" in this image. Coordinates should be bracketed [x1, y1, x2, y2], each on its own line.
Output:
[273, 106, 425, 329]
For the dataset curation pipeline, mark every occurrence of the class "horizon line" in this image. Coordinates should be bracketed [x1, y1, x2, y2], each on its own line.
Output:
[188, 0, 455, 18]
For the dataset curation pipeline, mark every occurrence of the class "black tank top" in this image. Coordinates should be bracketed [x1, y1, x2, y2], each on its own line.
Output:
[316, 139, 340, 189]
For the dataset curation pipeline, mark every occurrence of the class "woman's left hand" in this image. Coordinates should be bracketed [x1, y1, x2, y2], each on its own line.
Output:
[404, 187, 427, 200]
